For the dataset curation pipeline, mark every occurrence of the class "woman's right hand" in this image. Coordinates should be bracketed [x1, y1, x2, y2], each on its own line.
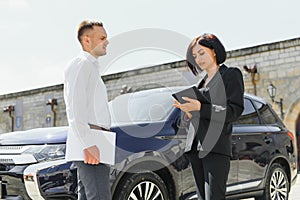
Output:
[173, 97, 201, 119]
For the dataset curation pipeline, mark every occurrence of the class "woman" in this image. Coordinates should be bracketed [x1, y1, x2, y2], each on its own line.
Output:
[173, 33, 244, 200]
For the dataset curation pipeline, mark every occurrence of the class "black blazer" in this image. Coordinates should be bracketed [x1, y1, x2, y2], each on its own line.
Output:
[188, 64, 244, 157]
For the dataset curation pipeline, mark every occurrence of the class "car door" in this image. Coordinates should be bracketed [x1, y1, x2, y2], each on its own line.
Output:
[230, 97, 272, 192]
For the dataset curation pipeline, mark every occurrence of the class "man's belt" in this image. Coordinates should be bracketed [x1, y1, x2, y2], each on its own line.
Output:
[88, 123, 111, 132]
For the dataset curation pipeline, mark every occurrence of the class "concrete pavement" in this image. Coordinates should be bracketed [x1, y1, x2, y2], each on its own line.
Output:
[289, 173, 300, 200]
[242, 172, 299, 200]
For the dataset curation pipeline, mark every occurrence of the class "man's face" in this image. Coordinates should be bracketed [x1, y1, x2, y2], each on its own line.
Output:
[85, 26, 109, 58]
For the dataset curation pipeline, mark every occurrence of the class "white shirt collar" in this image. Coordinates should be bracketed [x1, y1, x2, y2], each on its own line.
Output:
[81, 51, 98, 64]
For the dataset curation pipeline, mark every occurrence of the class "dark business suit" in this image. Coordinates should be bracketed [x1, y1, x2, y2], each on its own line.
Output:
[186, 64, 244, 200]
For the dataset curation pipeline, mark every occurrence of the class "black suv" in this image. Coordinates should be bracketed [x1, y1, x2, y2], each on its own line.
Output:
[0, 87, 297, 200]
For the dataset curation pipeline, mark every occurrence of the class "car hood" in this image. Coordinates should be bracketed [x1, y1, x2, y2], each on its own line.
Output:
[0, 121, 160, 145]
[0, 126, 68, 145]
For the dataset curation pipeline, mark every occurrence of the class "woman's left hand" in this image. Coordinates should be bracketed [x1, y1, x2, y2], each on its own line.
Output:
[173, 97, 201, 119]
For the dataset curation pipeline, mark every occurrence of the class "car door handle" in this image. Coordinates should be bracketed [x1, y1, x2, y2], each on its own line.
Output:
[155, 135, 175, 140]
[264, 137, 273, 144]
[232, 136, 241, 145]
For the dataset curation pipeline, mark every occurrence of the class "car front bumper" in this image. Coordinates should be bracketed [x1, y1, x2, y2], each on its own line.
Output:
[0, 159, 70, 200]
[0, 173, 31, 200]
[24, 159, 71, 200]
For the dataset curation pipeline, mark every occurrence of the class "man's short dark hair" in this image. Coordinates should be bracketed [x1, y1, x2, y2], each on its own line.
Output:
[186, 33, 226, 75]
[77, 20, 103, 43]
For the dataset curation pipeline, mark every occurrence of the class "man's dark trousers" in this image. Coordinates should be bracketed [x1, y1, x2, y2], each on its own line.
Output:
[74, 161, 111, 200]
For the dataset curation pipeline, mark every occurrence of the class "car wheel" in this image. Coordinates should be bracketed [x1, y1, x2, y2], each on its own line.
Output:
[114, 170, 169, 200]
[256, 163, 290, 200]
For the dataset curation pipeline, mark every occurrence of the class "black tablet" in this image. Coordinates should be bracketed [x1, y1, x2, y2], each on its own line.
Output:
[172, 86, 210, 104]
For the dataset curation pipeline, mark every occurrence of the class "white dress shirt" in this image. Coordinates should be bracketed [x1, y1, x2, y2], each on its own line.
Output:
[64, 51, 111, 161]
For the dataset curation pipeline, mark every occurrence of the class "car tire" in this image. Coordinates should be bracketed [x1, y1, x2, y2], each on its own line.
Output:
[256, 163, 290, 200]
[113, 170, 169, 200]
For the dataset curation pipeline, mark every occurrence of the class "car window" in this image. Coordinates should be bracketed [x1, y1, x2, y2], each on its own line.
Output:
[234, 98, 260, 125]
[252, 100, 277, 125]
[109, 90, 174, 123]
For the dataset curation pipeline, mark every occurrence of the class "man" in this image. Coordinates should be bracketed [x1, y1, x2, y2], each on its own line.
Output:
[64, 20, 111, 200]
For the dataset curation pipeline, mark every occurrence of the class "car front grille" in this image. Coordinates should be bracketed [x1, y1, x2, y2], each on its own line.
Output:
[0, 146, 25, 154]
[0, 158, 14, 164]
[1, 174, 31, 200]
[0, 146, 27, 165]
[0, 162, 30, 199]
[0, 164, 15, 172]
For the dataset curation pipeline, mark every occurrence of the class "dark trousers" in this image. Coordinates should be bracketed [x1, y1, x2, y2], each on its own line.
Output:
[74, 161, 112, 200]
[187, 151, 230, 200]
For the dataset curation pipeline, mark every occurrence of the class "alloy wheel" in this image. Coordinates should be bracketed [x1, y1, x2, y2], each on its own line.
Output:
[269, 169, 288, 200]
[129, 181, 164, 200]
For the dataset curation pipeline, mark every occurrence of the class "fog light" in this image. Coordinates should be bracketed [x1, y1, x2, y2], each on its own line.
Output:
[24, 174, 34, 182]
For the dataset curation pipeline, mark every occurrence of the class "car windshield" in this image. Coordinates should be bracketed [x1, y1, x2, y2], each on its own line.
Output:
[109, 88, 176, 123]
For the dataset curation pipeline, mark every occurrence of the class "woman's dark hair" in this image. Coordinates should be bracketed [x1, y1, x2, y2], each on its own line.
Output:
[186, 33, 226, 75]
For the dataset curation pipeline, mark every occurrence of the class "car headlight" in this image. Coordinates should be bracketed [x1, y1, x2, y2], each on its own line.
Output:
[22, 144, 66, 162]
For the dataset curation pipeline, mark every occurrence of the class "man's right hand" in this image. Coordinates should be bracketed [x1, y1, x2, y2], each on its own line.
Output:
[84, 145, 100, 165]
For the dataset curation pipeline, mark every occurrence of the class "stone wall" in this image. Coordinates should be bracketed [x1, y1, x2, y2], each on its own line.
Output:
[0, 85, 67, 132]
[226, 38, 300, 132]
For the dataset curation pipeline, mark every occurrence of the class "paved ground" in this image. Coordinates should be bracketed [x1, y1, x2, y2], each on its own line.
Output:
[242, 172, 299, 200]
[288, 173, 300, 200]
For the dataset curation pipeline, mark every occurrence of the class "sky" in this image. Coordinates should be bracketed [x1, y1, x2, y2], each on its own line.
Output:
[0, 0, 299, 95]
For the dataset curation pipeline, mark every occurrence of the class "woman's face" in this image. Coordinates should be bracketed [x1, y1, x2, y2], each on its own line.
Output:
[192, 43, 216, 71]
